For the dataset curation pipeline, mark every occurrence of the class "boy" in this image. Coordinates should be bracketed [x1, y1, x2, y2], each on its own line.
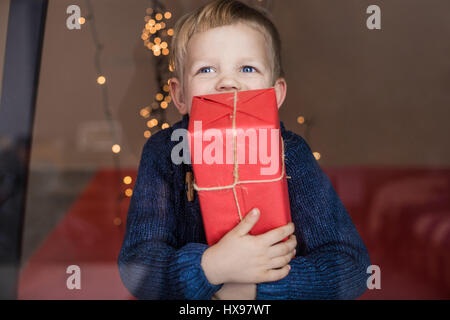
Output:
[118, 0, 370, 300]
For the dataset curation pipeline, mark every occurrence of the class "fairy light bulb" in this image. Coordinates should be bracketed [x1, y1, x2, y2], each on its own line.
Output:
[97, 76, 106, 85]
[123, 176, 132, 184]
[112, 144, 121, 153]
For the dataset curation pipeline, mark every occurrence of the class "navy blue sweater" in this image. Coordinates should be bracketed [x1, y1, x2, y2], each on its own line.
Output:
[118, 113, 371, 300]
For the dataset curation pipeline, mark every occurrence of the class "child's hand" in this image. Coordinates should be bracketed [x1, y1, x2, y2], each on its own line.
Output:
[201, 208, 297, 285]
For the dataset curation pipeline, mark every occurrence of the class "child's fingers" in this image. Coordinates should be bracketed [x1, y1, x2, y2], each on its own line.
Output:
[268, 249, 296, 269]
[233, 208, 260, 236]
[257, 222, 295, 246]
[267, 234, 297, 258]
[262, 264, 291, 283]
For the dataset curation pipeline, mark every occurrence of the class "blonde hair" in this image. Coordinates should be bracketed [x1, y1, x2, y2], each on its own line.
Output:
[169, 0, 284, 84]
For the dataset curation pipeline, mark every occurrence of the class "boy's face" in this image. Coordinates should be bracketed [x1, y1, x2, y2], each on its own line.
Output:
[170, 23, 286, 115]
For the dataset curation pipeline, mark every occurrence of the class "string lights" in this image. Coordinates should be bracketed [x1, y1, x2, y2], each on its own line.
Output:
[86, 1, 177, 215]
[296, 114, 321, 161]
[85, 0, 127, 227]
[138, 0, 174, 144]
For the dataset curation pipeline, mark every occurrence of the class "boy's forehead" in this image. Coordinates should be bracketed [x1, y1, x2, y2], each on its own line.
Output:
[185, 23, 272, 63]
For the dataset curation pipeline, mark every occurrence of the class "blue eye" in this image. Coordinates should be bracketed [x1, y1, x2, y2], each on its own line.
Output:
[241, 66, 256, 73]
[199, 67, 214, 73]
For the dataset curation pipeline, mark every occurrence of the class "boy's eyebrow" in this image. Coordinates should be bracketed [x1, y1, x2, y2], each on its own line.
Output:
[187, 60, 216, 73]
[189, 60, 214, 68]
[236, 58, 267, 66]
[188, 58, 269, 70]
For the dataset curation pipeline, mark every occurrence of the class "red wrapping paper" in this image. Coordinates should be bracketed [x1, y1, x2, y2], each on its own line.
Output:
[188, 88, 292, 245]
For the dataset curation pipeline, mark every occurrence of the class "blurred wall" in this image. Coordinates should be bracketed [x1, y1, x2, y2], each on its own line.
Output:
[29, 0, 450, 170]
[0, 0, 10, 101]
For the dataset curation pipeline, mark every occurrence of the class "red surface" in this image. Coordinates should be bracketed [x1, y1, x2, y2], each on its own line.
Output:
[18, 169, 136, 300]
[324, 167, 450, 299]
[18, 166, 450, 299]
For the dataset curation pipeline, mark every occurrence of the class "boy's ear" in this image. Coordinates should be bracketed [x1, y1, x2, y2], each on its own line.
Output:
[169, 77, 188, 115]
[273, 78, 287, 110]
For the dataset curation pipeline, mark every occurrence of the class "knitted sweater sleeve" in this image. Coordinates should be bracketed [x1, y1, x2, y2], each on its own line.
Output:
[256, 134, 371, 299]
[117, 136, 223, 300]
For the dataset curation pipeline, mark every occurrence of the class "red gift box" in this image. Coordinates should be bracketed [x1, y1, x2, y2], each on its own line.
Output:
[187, 88, 292, 245]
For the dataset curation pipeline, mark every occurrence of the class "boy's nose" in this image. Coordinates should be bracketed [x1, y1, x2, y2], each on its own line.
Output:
[215, 76, 241, 92]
